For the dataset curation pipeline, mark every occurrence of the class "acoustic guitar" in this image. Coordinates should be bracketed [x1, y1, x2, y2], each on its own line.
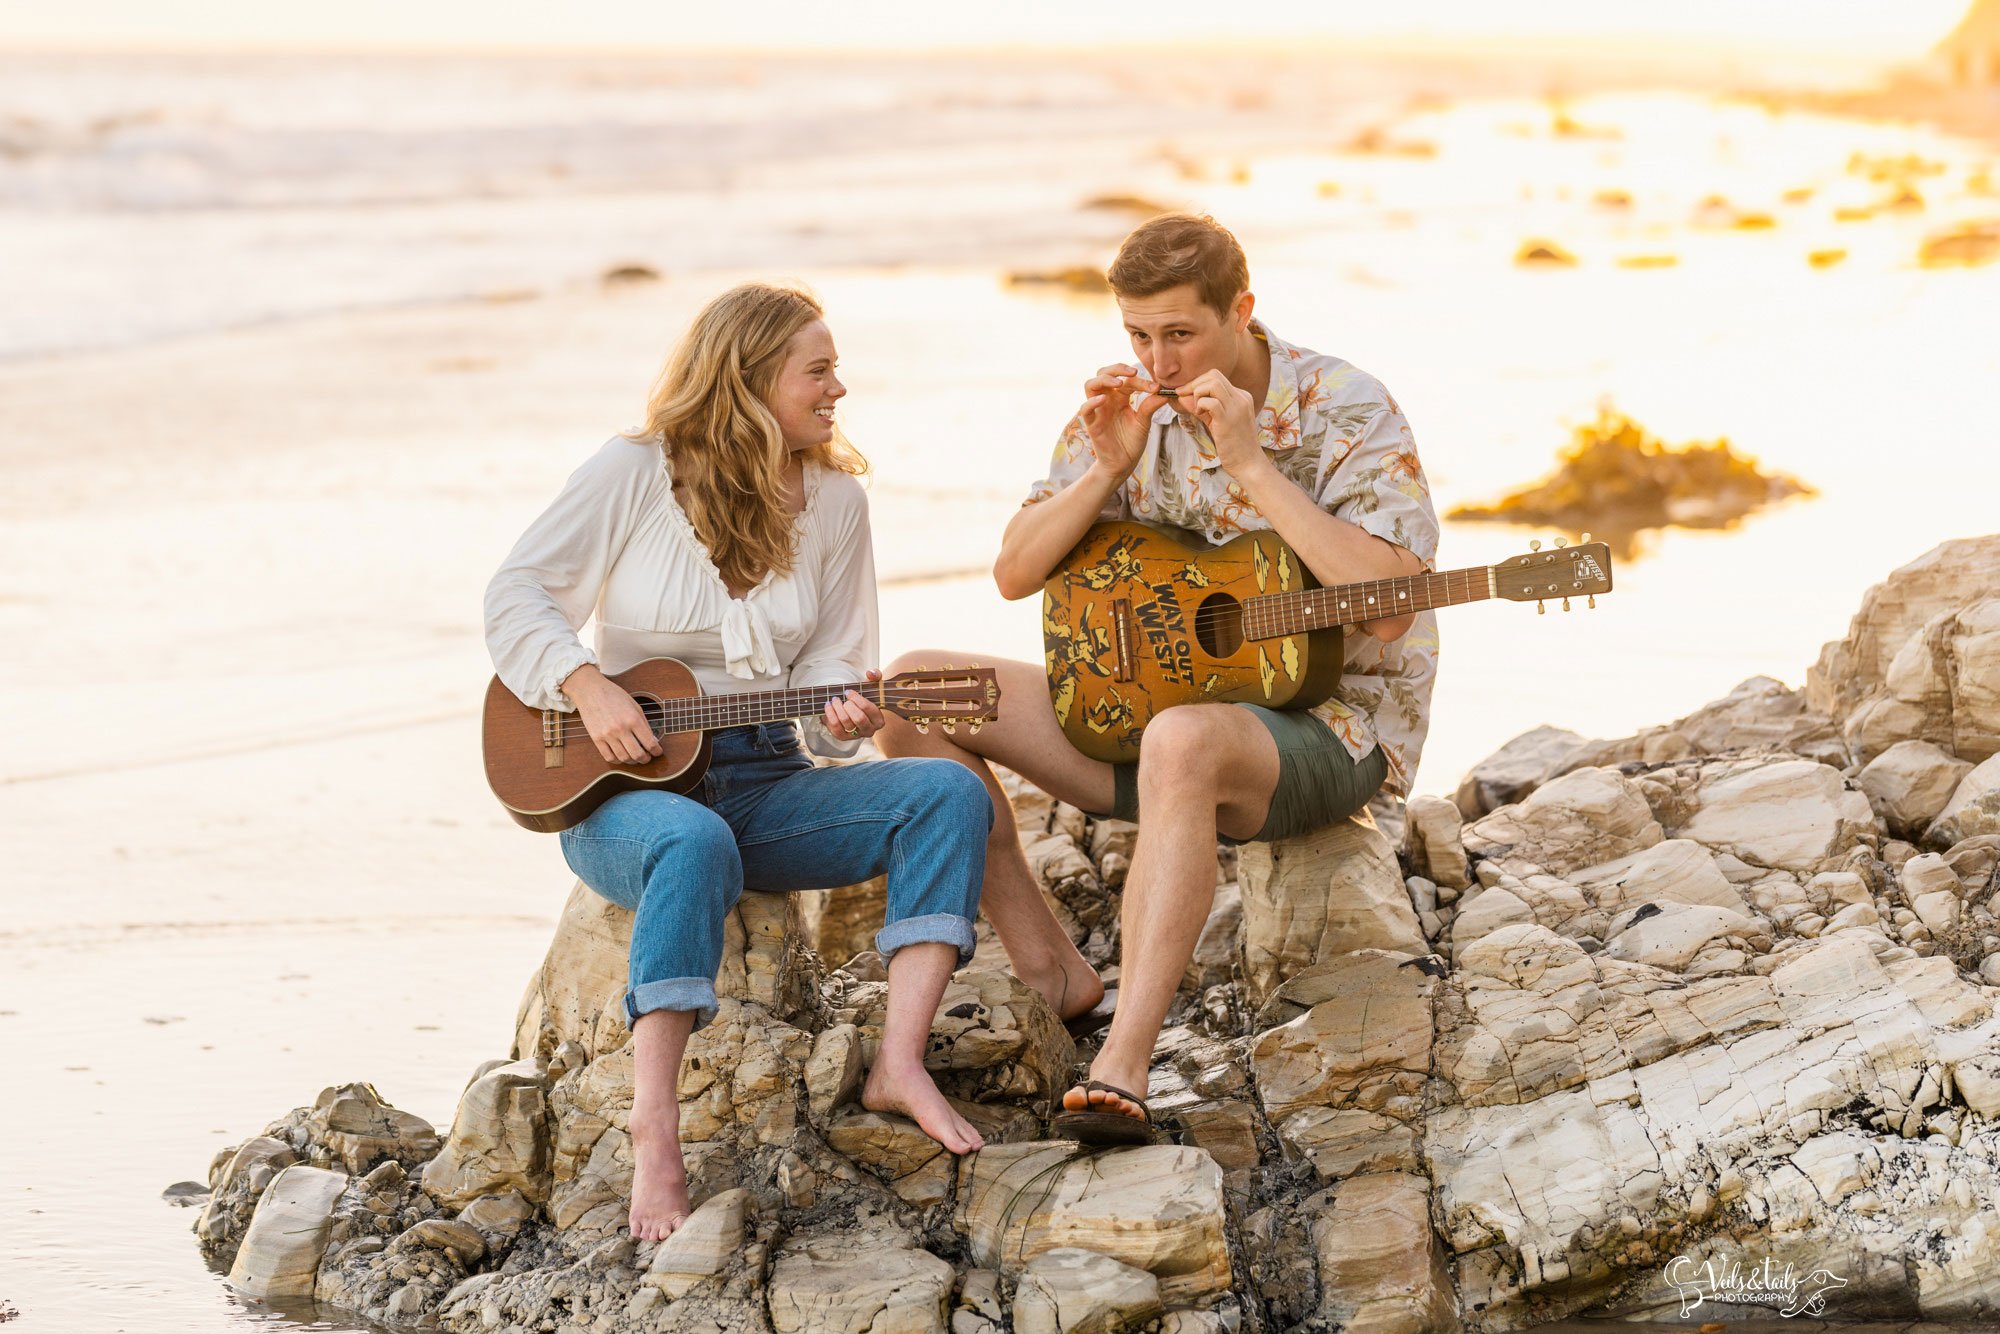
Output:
[483, 657, 1001, 832]
[1043, 520, 1613, 762]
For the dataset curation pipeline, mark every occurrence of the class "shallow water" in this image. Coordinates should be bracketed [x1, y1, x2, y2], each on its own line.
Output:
[3, 46, 1998, 1333]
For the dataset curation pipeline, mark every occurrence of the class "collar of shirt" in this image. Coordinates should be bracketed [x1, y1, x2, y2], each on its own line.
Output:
[1150, 319, 1304, 471]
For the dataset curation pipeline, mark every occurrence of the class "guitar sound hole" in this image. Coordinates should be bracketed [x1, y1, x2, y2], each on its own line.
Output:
[634, 696, 671, 736]
[1194, 593, 1244, 657]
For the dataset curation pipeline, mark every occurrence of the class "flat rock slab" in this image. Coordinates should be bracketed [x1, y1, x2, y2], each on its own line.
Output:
[227, 1164, 349, 1299]
[1237, 814, 1420, 1007]
[1677, 758, 1875, 872]
[955, 1142, 1232, 1304]
[1463, 767, 1662, 877]
[1313, 1171, 1458, 1333]
[1251, 950, 1436, 1124]
[1013, 1246, 1163, 1334]
[767, 1229, 953, 1334]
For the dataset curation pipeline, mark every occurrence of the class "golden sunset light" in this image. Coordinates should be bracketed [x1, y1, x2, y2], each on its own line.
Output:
[5, 3, 1999, 1331]
[0, 0, 1982, 55]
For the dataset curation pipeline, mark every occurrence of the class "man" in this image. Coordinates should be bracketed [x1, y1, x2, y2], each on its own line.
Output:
[878, 213, 1439, 1144]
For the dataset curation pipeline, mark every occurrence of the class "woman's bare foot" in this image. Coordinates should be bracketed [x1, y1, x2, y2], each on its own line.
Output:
[627, 1107, 693, 1241]
[861, 1058, 985, 1155]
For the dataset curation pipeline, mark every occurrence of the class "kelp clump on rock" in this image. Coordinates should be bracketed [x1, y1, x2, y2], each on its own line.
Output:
[1449, 406, 1814, 553]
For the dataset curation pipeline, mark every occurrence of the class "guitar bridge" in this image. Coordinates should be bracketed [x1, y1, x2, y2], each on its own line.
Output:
[1110, 597, 1136, 683]
[542, 709, 565, 767]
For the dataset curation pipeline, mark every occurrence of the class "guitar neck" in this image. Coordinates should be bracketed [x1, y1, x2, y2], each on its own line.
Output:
[1245, 564, 1495, 639]
[651, 680, 877, 736]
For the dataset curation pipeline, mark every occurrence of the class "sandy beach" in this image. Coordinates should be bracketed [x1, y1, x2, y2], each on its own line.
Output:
[3, 41, 1998, 1331]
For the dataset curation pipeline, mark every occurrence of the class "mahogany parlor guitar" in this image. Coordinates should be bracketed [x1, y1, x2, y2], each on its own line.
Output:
[484, 658, 1001, 832]
[1043, 519, 1613, 763]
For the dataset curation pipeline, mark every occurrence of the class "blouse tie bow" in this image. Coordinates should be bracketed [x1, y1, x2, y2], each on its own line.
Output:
[719, 597, 779, 680]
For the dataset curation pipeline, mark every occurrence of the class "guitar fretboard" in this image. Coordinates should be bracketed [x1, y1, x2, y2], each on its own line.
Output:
[1242, 565, 1493, 640]
[648, 681, 879, 734]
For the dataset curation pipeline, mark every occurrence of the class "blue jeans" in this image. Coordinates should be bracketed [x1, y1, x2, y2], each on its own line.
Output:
[558, 721, 990, 1032]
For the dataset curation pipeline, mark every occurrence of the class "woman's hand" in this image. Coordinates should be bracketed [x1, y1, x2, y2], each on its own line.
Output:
[562, 664, 665, 765]
[1078, 363, 1165, 482]
[822, 670, 886, 743]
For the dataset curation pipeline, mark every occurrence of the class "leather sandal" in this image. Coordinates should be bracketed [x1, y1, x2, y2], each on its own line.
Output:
[1050, 1079, 1158, 1147]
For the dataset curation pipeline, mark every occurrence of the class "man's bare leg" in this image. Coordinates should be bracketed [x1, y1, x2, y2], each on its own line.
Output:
[877, 652, 1114, 1021]
[1065, 704, 1279, 1122]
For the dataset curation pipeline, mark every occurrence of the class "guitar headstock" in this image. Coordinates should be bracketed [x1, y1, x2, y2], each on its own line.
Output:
[884, 664, 1002, 736]
[1493, 535, 1614, 613]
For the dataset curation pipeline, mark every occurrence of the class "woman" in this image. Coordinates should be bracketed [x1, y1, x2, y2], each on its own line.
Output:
[485, 283, 992, 1240]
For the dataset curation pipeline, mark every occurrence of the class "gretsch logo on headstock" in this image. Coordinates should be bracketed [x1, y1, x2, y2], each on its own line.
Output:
[1574, 555, 1605, 582]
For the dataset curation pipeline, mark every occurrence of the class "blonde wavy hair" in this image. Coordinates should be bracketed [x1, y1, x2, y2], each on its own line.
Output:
[629, 283, 867, 591]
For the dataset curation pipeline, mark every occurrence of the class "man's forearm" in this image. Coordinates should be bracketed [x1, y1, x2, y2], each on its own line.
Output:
[1234, 460, 1424, 639]
[993, 465, 1125, 600]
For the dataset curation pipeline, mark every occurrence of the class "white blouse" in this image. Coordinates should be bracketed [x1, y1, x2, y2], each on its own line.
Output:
[484, 435, 877, 758]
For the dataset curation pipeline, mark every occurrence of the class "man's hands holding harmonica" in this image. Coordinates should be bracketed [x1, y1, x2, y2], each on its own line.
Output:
[1079, 364, 1264, 484]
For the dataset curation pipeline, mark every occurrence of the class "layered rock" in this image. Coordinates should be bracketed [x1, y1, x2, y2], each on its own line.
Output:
[1809, 538, 2000, 763]
[188, 536, 2000, 1334]
[1237, 811, 1422, 1007]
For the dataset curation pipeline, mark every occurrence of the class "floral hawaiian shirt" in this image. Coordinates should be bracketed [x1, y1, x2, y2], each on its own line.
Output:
[1023, 320, 1440, 799]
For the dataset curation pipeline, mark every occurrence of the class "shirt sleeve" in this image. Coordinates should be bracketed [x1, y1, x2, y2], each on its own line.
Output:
[789, 476, 878, 760]
[1021, 415, 1128, 519]
[483, 439, 657, 711]
[1314, 397, 1441, 571]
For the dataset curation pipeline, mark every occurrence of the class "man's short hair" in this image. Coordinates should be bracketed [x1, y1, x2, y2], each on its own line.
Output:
[1107, 213, 1250, 321]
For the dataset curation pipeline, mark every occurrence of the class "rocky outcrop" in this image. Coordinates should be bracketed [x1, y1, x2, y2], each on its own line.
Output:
[188, 536, 2000, 1333]
[1238, 813, 1422, 1007]
[1809, 538, 2000, 763]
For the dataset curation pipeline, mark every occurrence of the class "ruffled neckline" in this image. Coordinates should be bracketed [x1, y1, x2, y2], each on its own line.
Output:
[653, 444, 823, 602]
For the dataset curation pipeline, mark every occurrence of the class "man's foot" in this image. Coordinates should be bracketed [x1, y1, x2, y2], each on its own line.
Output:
[862, 1057, 985, 1154]
[627, 1109, 693, 1242]
[1052, 1076, 1156, 1146]
[1020, 956, 1106, 1024]
[1060, 1079, 1146, 1121]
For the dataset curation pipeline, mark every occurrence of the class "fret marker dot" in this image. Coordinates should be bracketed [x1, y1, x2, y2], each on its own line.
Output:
[1367, 596, 1375, 605]
[1398, 592, 1406, 600]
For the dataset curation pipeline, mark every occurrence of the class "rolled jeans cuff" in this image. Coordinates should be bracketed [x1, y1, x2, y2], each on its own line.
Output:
[625, 977, 720, 1034]
[875, 913, 977, 968]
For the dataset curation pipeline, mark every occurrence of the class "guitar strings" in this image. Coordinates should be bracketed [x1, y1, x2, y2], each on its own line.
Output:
[534, 687, 989, 740]
[1169, 565, 1494, 642]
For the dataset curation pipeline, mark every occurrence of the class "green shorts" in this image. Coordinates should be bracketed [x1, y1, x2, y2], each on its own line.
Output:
[1099, 704, 1388, 845]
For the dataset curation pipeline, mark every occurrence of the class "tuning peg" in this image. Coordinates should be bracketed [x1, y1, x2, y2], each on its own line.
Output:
[1581, 532, 1592, 543]
[1553, 537, 1568, 548]
[1587, 594, 1596, 609]
[1529, 540, 1543, 552]
[915, 721, 930, 735]
[1537, 600, 1546, 615]
[943, 662, 954, 671]
[1562, 597, 1571, 611]
[942, 721, 957, 736]
[968, 719, 983, 735]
